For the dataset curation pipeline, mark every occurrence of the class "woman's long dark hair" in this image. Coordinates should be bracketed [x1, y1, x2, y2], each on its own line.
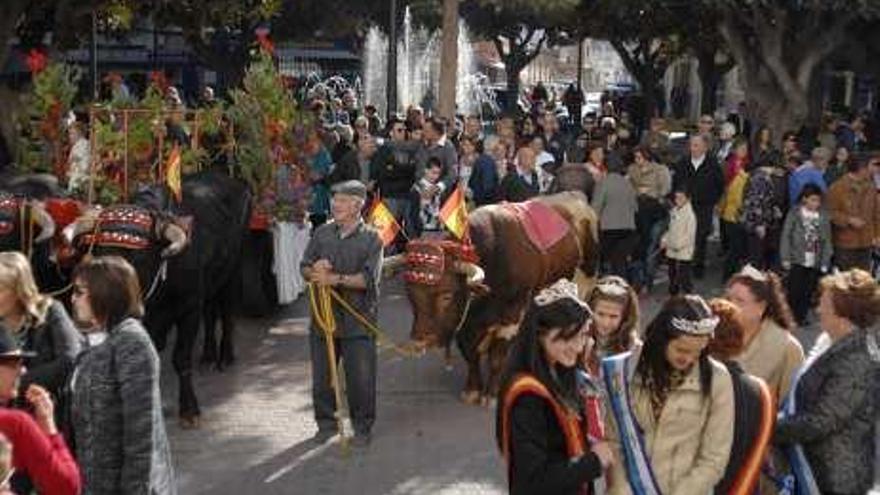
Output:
[494, 297, 590, 450]
[637, 295, 715, 398]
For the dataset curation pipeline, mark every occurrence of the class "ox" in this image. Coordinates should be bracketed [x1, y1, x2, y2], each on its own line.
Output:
[65, 170, 251, 427]
[387, 191, 599, 404]
[0, 174, 79, 292]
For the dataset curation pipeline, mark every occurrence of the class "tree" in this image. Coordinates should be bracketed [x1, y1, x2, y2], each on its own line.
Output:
[154, 1, 280, 92]
[580, 0, 684, 120]
[676, 4, 736, 115]
[713, 0, 880, 138]
[461, 0, 581, 111]
[438, 0, 459, 120]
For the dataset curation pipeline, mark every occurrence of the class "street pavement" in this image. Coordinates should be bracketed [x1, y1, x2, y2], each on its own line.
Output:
[160, 252, 875, 495]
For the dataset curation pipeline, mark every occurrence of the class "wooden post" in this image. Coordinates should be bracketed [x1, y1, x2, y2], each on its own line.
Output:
[437, 0, 459, 122]
[88, 106, 97, 205]
[122, 110, 129, 202]
[156, 111, 164, 185]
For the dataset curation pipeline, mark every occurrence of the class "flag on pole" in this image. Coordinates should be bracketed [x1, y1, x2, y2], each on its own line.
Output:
[165, 144, 183, 203]
[368, 198, 401, 247]
[439, 184, 468, 240]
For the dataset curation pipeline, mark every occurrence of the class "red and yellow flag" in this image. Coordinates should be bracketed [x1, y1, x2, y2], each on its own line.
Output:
[368, 198, 401, 247]
[165, 144, 182, 203]
[439, 184, 468, 240]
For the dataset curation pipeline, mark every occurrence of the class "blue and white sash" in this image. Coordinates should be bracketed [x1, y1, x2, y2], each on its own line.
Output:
[601, 352, 662, 495]
[778, 335, 830, 495]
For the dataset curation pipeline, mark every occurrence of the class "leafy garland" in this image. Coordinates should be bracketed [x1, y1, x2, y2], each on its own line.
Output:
[16, 60, 81, 175]
[228, 51, 314, 222]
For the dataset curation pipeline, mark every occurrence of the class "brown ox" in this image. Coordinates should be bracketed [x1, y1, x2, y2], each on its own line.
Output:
[386, 191, 599, 404]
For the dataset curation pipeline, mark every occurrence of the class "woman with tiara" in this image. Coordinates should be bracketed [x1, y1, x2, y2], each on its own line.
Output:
[497, 279, 614, 494]
[603, 295, 734, 495]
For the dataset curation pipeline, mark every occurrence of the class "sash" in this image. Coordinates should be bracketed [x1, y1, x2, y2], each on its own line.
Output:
[601, 352, 662, 495]
[777, 336, 830, 495]
[728, 376, 775, 495]
[578, 369, 608, 495]
[501, 373, 587, 494]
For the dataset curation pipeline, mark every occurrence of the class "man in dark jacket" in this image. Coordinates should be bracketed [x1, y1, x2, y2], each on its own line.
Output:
[671, 135, 724, 278]
[499, 146, 540, 202]
[371, 118, 418, 246]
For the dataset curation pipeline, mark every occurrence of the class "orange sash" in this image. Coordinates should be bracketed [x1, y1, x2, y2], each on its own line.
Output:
[728, 377, 776, 495]
[501, 373, 587, 468]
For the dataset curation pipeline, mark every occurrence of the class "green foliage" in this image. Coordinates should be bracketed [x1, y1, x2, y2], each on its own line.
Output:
[16, 61, 81, 174]
[228, 52, 299, 194]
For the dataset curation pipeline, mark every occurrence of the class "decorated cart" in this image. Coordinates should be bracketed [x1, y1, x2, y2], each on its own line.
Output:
[13, 44, 316, 315]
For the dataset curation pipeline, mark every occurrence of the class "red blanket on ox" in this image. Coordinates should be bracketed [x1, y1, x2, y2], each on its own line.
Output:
[502, 200, 570, 253]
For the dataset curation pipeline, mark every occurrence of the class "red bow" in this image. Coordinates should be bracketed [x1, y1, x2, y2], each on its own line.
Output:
[25, 49, 48, 74]
[256, 32, 275, 55]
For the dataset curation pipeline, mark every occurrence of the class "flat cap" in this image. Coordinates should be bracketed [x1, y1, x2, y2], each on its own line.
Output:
[331, 180, 367, 199]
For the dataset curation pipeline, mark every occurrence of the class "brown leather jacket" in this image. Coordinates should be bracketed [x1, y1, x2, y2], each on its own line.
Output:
[827, 173, 880, 249]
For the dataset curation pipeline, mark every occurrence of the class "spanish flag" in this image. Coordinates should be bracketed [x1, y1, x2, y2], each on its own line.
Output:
[368, 198, 401, 247]
[439, 183, 468, 240]
[165, 144, 183, 203]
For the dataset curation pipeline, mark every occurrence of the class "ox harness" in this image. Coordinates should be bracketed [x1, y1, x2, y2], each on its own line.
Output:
[402, 239, 479, 339]
[73, 206, 175, 303]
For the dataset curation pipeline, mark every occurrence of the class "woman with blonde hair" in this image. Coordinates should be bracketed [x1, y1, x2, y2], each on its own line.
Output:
[0, 252, 80, 414]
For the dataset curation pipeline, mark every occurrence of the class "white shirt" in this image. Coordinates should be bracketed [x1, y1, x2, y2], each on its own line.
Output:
[67, 138, 90, 192]
[691, 154, 707, 171]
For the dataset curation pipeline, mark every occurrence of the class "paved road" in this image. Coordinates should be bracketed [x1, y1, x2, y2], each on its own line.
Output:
[161, 254, 875, 494]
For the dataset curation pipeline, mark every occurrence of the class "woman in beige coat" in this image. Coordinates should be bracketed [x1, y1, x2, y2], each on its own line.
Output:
[725, 265, 804, 401]
[605, 295, 734, 495]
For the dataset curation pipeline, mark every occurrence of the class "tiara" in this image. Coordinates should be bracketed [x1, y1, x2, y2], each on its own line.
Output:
[534, 279, 590, 311]
[595, 279, 629, 296]
[671, 316, 719, 336]
[738, 264, 768, 282]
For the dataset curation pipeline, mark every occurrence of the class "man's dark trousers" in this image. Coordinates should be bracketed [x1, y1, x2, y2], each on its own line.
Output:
[310, 333, 377, 436]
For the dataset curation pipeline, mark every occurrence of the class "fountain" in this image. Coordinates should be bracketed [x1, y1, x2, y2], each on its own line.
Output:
[362, 6, 498, 119]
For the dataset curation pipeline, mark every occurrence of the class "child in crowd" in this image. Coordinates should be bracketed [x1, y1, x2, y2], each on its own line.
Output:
[780, 183, 833, 325]
[661, 188, 697, 294]
[583, 276, 641, 375]
[411, 157, 446, 238]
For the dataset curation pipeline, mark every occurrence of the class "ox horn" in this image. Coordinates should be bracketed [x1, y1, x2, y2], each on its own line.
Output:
[453, 261, 485, 286]
[30, 203, 56, 243]
[382, 254, 407, 278]
[61, 213, 97, 246]
[161, 221, 188, 258]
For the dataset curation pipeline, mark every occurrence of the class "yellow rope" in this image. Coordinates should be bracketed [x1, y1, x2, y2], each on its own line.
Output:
[308, 282, 349, 454]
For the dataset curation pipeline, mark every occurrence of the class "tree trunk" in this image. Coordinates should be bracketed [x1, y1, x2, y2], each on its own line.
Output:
[505, 63, 522, 113]
[698, 59, 720, 115]
[437, 0, 458, 121]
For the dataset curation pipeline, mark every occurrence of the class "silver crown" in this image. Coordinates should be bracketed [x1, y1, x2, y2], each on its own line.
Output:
[534, 279, 590, 311]
[595, 281, 629, 296]
[738, 264, 768, 282]
[671, 316, 719, 336]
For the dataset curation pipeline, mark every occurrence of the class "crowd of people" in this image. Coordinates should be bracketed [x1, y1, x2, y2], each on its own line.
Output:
[296, 83, 880, 494]
[300, 85, 880, 309]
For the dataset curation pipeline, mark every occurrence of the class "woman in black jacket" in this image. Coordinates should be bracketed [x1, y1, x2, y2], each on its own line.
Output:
[774, 269, 880, 495]
[0, 252, 81, 418]
[707, 298, 774, 495]
[496, 279, 613, 495]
